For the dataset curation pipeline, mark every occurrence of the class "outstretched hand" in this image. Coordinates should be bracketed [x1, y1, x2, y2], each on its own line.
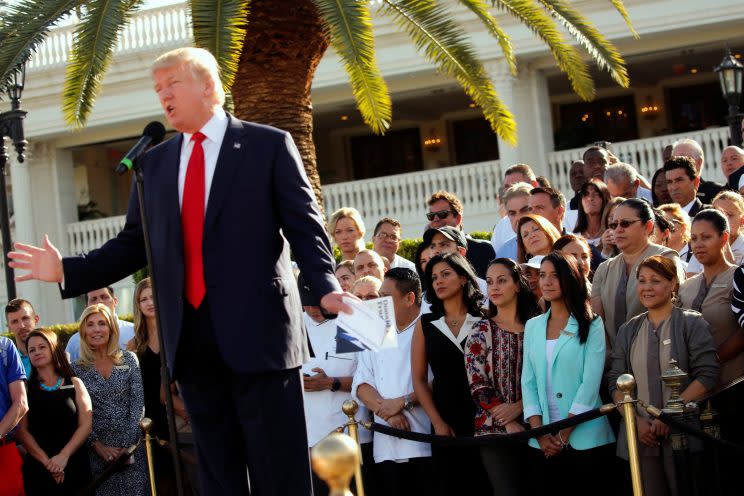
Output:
[8, 235, 64, 283]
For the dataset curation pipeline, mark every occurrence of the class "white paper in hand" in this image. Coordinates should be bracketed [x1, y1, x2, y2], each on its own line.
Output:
[336, 296, 397, 353]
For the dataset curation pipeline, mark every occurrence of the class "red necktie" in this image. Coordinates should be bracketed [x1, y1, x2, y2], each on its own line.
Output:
[182, 132, 207, 308]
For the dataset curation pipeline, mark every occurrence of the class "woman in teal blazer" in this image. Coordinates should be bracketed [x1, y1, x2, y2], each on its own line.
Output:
[521, 252, 615, 494]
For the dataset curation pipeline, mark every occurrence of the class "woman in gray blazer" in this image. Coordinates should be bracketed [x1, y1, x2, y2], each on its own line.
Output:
[607, 255, 718, 496]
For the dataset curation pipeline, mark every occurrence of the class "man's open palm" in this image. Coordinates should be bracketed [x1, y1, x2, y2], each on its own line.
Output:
[8, 235, 64, 283]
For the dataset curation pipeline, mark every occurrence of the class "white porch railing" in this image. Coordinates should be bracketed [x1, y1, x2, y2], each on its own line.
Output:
[322, 160, 504, 234]
[27, 5, 191, 70]
[547, 126, 730, 194]
[67, 216, 126, 256]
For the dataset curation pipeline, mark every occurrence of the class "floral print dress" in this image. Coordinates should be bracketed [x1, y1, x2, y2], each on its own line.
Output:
[465, 319, 524, 436]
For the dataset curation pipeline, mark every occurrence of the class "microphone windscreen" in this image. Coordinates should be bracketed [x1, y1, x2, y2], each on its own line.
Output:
[143, 121, 166, 145]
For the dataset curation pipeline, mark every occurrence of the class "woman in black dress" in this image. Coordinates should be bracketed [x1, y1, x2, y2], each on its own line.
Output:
[16, 328, 92, 495]
[411, 252, 491, 494]
[128, 277, 191, 494]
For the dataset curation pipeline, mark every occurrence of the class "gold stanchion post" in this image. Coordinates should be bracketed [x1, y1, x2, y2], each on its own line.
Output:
[312, 433, 358, 496]
[342, 399, 365, 496]
[617, 374, 645, 496]
[140, 417, 158, 496]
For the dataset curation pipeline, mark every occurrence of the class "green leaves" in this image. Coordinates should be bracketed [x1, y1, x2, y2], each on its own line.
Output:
[62, 0, 144, 127]
[381, 0, 516, 144]
[540, 0, 629, 88]
[608, 0, 638, 38]
[189, 0, 250, 94]
[457, 0, 516, 76]
[0, 0, 80, 95]
[314, 0, 391, 134]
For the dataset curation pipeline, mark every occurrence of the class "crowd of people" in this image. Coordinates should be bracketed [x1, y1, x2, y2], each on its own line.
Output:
[1, 283, 194, 495]
[302, 139, 744, 496]
[1, 138, 744, 496]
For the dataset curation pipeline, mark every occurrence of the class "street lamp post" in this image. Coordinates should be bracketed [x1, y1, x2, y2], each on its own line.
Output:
[0, 63, 28, 301]
[715, 49, 744, 147]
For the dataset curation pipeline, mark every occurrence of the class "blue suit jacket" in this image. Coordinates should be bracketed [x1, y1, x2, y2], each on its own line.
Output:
[61, 115, 340, 374]
[521, 310, 615, 450]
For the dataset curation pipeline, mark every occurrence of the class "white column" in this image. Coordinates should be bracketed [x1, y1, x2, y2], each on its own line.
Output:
[11, 142, 78, 324]
[9, 146, 39, 308]
[488, 61, 554, 177]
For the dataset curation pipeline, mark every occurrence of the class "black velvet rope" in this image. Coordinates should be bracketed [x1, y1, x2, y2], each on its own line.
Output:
[77, 440, 141, 496]
[652, 412, 744, 454]
[366, 405, 613, 446]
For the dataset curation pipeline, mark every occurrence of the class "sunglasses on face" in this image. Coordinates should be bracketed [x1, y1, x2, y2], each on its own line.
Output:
[426, 210, 455, 221]
[607, 219, 642, 230]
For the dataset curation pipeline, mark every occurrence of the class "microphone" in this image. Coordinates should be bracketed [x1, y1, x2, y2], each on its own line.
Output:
[115, 121, 166, 175]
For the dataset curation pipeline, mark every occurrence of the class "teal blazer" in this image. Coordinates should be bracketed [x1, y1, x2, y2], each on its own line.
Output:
[521, 310, 615, 450]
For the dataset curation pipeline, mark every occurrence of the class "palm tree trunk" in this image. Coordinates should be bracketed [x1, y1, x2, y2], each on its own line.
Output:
[231, 0, 330, 213]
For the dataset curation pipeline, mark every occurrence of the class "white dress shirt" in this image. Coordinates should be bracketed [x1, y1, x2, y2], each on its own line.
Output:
[301, 314, 372, 446]
[682, 198, 697, 216]
[637, 187, 653, 203]
[178, 109, 229, 209]
[490, 216, 514, 253]
[352, 318, 432, 463]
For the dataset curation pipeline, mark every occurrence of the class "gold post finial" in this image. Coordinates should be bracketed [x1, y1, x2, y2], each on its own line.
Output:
[342, 399, 359, 417]
[616, 373, 636, 394]
[140, 417, 153, 434]
[312, 433, 358, 496]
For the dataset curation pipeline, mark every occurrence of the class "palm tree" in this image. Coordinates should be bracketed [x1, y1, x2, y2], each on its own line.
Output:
[0, 0, 635, 207]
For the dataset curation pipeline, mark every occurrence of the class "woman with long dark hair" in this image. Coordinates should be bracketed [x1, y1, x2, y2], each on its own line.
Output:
[573, 179, 610, 247]
[465, 259, 541, 495]
[522, 253, 614, 495]
[412, 253, 490, 494]
[16, 328, 92, 495]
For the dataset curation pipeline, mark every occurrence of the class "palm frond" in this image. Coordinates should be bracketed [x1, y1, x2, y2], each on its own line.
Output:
[0, 0, 80, 94]
[494, 0, 593, 100]
[381, 0, 516, 145]
[189, 0, 250, 93]
[315, 0, 391, 134]
[608, 0, 638, 38]
[62, 0, 144, 127]
[540, 0, 628, 88]
[457, 0, 516, 76]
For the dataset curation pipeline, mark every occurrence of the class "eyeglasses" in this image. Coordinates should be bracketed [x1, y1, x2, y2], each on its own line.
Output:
[607, 219, 642, 230]
[375, 232, 400, 242]
[426, 209, 455, 221]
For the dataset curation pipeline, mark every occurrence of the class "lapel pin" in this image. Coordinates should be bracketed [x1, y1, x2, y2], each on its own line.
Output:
[233, 142, 241, 149]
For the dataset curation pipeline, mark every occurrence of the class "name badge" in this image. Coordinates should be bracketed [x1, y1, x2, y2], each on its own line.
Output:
[663, 339, 671, 346]
[711, 284, 727, 289]
[114, 365, 130, 370]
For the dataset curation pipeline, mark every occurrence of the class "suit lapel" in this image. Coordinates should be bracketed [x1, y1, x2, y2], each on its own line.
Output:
[533, 312, 549, 392]
[204, 115, 246, 232]
[161, 135, 184, 256]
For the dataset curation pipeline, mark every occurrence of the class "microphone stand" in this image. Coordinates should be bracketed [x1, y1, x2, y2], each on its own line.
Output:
[131, 159, 186, 496]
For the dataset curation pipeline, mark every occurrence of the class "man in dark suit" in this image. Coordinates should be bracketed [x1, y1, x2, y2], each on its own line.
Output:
[425, 190, 494, 277]
[9, 47, 351, 496]
[664, 156, 710, 218]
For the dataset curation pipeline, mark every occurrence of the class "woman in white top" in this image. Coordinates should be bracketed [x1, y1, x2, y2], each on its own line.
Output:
[522, 252, 614, 496]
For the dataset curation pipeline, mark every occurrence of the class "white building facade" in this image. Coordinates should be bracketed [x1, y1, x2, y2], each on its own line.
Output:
[4, 0, 743, 324]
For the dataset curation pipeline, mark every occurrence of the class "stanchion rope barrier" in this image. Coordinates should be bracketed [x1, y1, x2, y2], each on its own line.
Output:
[77, 438, 142, 496]
[357, 403, 616, 446]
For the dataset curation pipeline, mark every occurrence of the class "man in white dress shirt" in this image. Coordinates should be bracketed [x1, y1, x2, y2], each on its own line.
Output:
[373, 217, 416, 272]
[65, 286, 135, 362]
[353, 268, 432, 494]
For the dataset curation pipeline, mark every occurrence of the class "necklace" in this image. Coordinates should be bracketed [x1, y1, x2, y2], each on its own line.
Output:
[39, 377, 63, 392]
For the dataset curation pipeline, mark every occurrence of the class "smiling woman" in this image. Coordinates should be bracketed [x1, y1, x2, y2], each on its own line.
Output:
[72, 305, 148, 496]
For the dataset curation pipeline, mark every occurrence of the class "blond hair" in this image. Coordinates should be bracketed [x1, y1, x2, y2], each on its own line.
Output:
[152, 47, 225, 105]
[78, 304, 123, 366]
[329, 207, 366, 250]
[351, 275, 382, 293]
[713, 190, 744, 236]
[658, 203, 692, 244]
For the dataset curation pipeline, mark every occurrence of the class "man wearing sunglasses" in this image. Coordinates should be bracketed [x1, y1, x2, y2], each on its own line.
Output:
[426, 191, 494, 278]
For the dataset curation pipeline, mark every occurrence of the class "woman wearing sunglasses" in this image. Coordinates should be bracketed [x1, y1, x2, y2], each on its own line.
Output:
[591, 199, 685, 347]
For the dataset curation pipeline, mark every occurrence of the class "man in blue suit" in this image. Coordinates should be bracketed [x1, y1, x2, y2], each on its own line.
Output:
[9, 47, 351, 495]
